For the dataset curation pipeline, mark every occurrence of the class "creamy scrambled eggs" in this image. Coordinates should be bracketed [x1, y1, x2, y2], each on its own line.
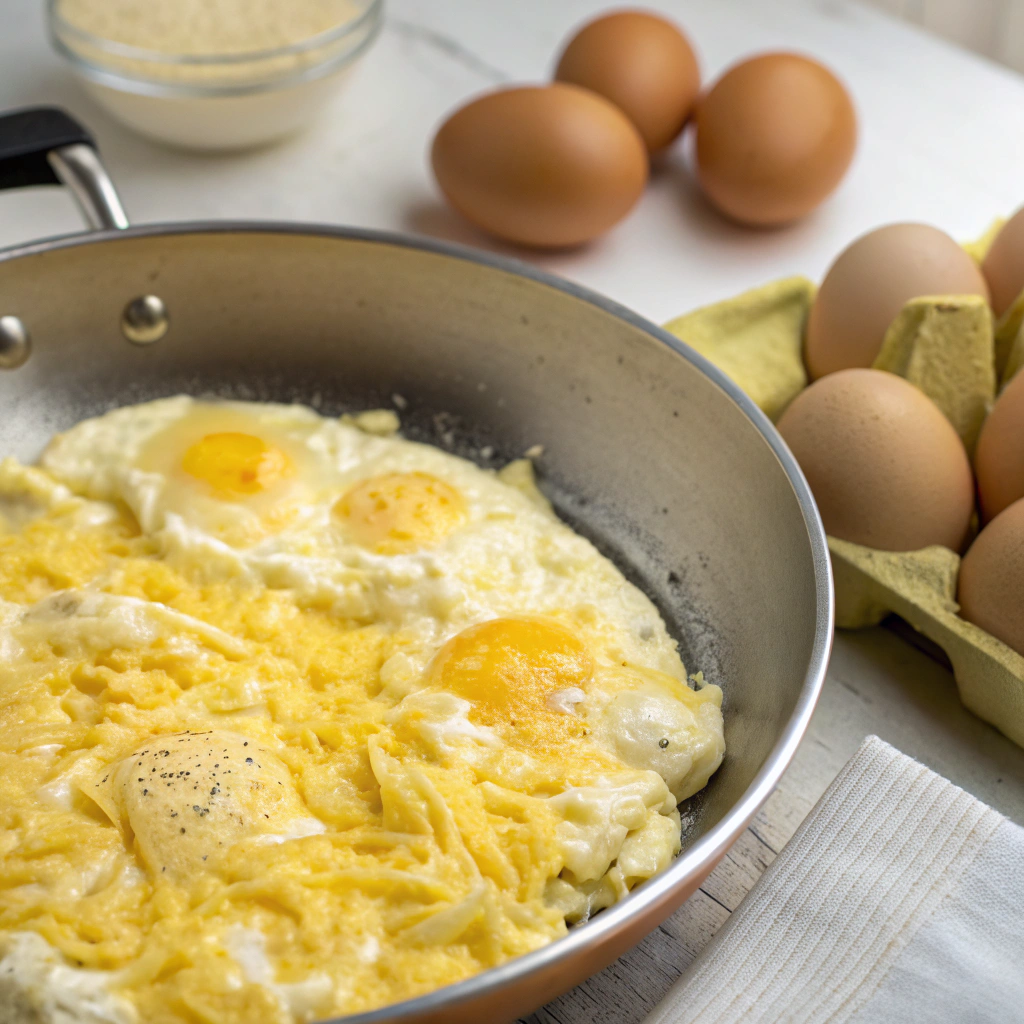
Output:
[0, 398, 724, 1023]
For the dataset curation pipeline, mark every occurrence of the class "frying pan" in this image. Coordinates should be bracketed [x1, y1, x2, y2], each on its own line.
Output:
[0, 107, 833, 1024]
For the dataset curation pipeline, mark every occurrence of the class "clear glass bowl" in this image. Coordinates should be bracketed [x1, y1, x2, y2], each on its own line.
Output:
[47, 0, 384, 150]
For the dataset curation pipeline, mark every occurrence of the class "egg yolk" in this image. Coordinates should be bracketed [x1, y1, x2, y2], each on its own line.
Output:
[100, 731, 321, 881]
[181, 432, 293, 497]
[335, 472, 467, 554]
[430, 617, 593, 729]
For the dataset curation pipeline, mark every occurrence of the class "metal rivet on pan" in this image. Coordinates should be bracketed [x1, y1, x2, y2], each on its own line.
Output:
[121, 295, 169, 345]
[0, 315, 30, 369]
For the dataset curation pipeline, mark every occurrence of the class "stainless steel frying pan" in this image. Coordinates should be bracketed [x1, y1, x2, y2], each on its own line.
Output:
[0, 107, 833, 1024]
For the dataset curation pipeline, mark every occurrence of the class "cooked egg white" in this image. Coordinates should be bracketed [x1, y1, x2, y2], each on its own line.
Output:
[0, 398, 724, 1024]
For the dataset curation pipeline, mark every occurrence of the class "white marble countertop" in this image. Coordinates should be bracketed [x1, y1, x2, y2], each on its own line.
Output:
[3, 0, 1024, 1020]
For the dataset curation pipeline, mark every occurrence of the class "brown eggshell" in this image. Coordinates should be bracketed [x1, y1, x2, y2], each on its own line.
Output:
[554, 9, 700, 154]
[982, 205, 1024, 316]
[776, 368, 974, 552]
[430, 84, 648, 248]
[958, 497, 1024, 656]
[974, 368, 1024, 522]
[694, 53, 857, 227]
[805, 223, 991, 380]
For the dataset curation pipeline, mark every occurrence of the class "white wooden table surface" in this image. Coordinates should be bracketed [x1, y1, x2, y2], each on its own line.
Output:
[3, 1, 1024, 1020]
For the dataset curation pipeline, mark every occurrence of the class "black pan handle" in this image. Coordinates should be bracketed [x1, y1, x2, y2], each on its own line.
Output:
[0, 106, 129, 230]
[0, 107, 93, 189]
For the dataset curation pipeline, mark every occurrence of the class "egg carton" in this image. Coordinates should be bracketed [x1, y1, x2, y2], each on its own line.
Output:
[664, 222, 1024, 749]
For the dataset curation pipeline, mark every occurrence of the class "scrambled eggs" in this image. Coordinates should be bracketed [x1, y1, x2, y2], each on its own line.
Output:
[0, 398, 725, 1023]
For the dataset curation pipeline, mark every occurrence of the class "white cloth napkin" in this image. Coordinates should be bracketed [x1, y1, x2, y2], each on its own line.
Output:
[647, 735, 1024, 1024]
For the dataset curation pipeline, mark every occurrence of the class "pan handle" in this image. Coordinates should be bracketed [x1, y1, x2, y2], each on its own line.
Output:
[0, 106, 129, 231]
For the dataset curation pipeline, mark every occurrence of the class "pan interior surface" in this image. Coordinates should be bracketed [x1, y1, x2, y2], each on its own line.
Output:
[0, 226, 830, 1023]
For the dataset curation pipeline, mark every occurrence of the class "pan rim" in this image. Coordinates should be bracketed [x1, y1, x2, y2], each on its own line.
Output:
[0, 220, 834, 1022]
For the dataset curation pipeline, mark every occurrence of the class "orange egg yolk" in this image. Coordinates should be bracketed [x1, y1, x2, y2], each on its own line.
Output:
[430, 617, 593, 730]
[181, 432, 293, 497]
[335, 472, 467, 554]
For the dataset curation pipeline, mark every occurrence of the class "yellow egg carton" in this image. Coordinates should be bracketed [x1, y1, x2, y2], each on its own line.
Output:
[664, 223, 1024, 749]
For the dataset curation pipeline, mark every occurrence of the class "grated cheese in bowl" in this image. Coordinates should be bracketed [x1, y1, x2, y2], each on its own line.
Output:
[47, 0, 383, 149]
[57, 0, 368, 58]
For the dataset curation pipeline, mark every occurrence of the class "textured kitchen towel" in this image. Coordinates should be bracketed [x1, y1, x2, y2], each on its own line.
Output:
[646, 735, 1024, 1024]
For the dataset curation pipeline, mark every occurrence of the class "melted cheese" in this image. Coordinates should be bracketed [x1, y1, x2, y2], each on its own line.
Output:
[0, 400, 726, 1023]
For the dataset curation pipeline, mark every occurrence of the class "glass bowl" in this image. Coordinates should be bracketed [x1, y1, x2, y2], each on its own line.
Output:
[47, 0, 384, 151]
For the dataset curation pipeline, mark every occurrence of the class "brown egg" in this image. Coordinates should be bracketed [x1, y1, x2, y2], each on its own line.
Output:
[974, 369, 1024, 522]
[554, 9, 700, 154]
[805, 224, 990, 380]
[958, 497, 1024, 656]
[776, 368, 974, 552]
[430, 84, 648, 248]
[694, 53, 857, 227]
[982, 206, 1024, 316]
